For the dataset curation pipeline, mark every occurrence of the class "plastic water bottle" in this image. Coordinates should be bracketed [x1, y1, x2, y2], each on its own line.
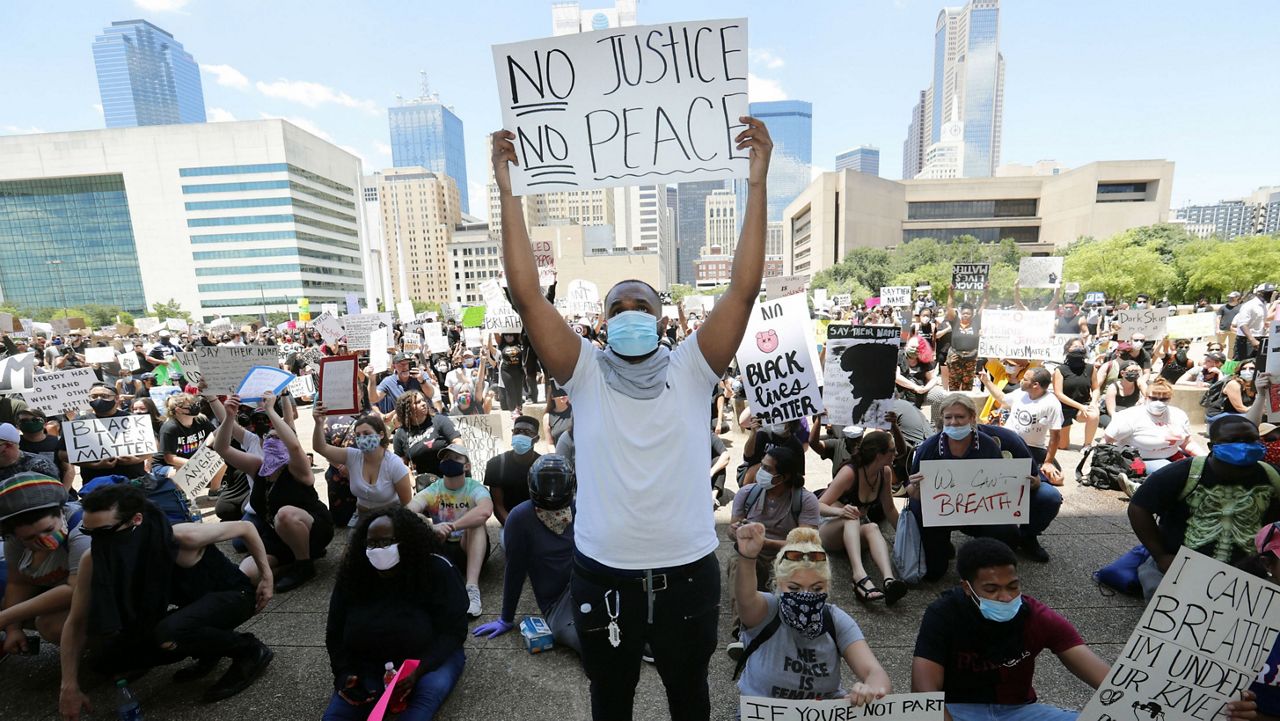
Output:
[384, 661, 408, 715]
[116, 679, 143, 720]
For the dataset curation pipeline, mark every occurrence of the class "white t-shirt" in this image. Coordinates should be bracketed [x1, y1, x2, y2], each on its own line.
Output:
[1001, 389, 1063, 451]
[1231, 298, 1265, 335]
[563, 333, 720, 569]
[445, 367, 478, 398]
[1104, 405, 1191, 460]
[344, 447, 410, 511]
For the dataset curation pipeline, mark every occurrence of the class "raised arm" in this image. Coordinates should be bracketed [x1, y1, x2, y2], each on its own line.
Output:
[491, 131, 581, 385]
[695, 117, 773, 375]
[309, 401, 349, 466]
[211, 395, 263, 477]
[261, 391, 311, 483]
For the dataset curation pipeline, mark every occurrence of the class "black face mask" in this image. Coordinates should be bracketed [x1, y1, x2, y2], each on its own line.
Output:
[1066, 350, 1086, 366]
[89, 398, 117, 415]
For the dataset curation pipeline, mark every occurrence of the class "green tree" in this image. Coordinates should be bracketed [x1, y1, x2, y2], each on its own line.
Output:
[411, 300, 442, 315]
[76, 304, 129, 328]
[151, 299, 192, 323]
[1184, 234, 1280, 298]
[668, 283, 696, 302]
[1062, 234, 1176, 300]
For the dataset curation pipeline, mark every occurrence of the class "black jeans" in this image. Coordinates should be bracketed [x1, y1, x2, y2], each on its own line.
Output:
[91, 587, 255, 674]
[571, 551, 720, 721]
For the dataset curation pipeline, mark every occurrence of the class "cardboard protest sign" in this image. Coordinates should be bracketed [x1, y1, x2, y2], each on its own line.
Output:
[952, 263, 989, 292]
[735, 294, 822, 424]
[765, 274, 808, 301]
[342, 313, 393, 351]
[880, 286, 912, 307]
[0, 312, 20, 332]
[823, 324, 900, 429]
[318, 355, 359, 415]
[171, 444, 225, 499]
[1018, 256, 1063, 289]
[176, 346, 280, 397]
[1165, 313, 1217, 340]
[21, 367, 97, 414]
[493, 18, 749, 194]
[1078, 547, 1280, 721]
[65, 415, 157, 463]
[480, 280, 523, 333]
[566, 279, 601, 317]
[85, 346, 117, 365]
[1112, 308, 1167, 340]
[235, 366, 295, 403]
[461, 306, 486, 329]
[741, 693, 945, 721]
[832, 294, 852, 308]
[396, 300, 416, 323]
[368, 326, 392, 374]
[978, 310, 1058, 360]
[919, 458, 1031, 527]
[452, 412, 506, 484]
[0, 352, 37, 395]
[312, 312, 346, 346]
[464, 328, 483, 348]
[135, 317, 161, 335]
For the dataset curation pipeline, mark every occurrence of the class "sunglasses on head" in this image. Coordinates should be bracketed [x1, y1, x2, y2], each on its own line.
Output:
[781, 550, 828, 563]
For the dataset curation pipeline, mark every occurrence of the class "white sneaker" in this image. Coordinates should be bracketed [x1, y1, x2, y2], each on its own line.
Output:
[466, 584, 482, 617]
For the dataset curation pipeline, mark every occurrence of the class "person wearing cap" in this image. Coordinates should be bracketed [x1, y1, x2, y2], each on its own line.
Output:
[1217, 290, 1244, 350]
[407, 443, 492, 617]
[367, 351, 429, 415]
[1175, 349, 1226, 387]
[0, 473, 91, 655]
[147, 329, 179, 368]
[740, 418, 807, 488]
[472, 454, 581, 653]
[15, 408, 75, 489]
[484, 415, 542, 531]
[0, 422, 59, 486]
[1233, 283, 1276, 362]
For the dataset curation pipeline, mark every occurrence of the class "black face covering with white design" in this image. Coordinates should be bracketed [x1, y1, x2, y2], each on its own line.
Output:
[779, 590, 828, 639]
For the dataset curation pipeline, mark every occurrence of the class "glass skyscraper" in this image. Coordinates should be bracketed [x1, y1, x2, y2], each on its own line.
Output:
[674, 181, 727, 285]
[741, 100, 812, 224]
[93, 20, 206, 128]
[961, 5, 1000, 178]
[835, 146, 880, 176]
[389, 101, 469, 213]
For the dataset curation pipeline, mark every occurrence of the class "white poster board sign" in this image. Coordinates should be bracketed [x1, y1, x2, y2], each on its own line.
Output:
[65, 415, 157, 463]
[368, 326, 391, 374]
[919, 458, 1032, 527]
[741, 693, 945, 721]
[832, 294, 852, 308]
[822, 324, 900, 429]
[171, 444, 225, 499]
[463, 328, 483, 348]
[1018, 256, 1064, 289]
[880, 286, 912, 307]
[21, 367, 98, 414]
[312, 312, 346, 346]
[175, 346, 280, 397]
[0, 352, 37, 395]
[396, 300, 417, 323]
[813, 288, 828, 309]
[118, 353, 140, 373]
[85, 346, 117, 365]
[1267, 319, 1280, 375]
[424, 323, 450, 355]
[765, 274, 808, 301]
[135, 317, 161, 335]
[1165, 313, 1217, 340]
[480, 280, 523, 334]
[492, 18, 750, 194]
[1078, 547, 1280, 721]
[1112, 308, 1168, 340]
[452, 412, 506, 484]
[342, 312, 393, 351]
[287, 373, 316, 400]
[566, 279, 601, 317]
[978, 310, 1057, 360]
[735, 293, 823, 424]
[952, 263, 989, 292]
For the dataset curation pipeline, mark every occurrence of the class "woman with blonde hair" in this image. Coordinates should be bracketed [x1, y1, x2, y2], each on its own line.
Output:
[732, 523, 891, 705]
[151, 392, 218, 489]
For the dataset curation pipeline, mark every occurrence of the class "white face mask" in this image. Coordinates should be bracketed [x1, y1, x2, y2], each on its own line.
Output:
[1240, 370, 1256, 382]
[1146, 400, 1168, 416]
[755, 469, 774, 490]
[366, 543, 400, 571]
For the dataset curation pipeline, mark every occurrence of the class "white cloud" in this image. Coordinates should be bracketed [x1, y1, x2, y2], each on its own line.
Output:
[468, 182, 488, 220]
[749, 73, 787, 102]
[255, 79, 379, 114]
[132, 0, 190, 11]
[0, 124, 46, 135]
[749, 49, 785, 70]
[200, 63, 249, 90]
[207, 107, 236, 122]
[374, 141, 392, 158]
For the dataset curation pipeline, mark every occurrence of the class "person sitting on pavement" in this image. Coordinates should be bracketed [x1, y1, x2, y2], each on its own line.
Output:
[0, 421, 60, 487]
[733, 523, 891, 704]
[213, 392, 334, 593]
[16, 408, 76, 490]
[896, 336, 940, 409]
[1175, 349, 1226, 387]
[911, 538, 1111, 721]
[484, 415, 541, 532]
[312, 407, 411, 524]
[151, 393, 218, 489]
[1101, 360, 1145, 429]
[76, 384, 148, 486]
[407, 443, 493, 618]
[1102, 378, 1200, 475]
[1128, 415, 1280, 599]
[57, 484, 274, 719]
[0, 474, 89, 657]
[392, 389, 459, 480]
[979, 367, 1065, 486]
[726, 446, 821, 657]
[817, 430, 906, 606]
[323, 507, 467, 721]
[1207, 358, 1259, 423]
[739, 418, 807, 486]
[472, 454, 581, 653]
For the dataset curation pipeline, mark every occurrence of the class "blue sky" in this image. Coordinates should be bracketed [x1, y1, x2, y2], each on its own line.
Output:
[2, 0, 1276, 214]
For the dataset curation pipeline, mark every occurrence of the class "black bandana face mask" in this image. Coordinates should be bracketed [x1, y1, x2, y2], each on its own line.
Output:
[778, 590, 828, 639]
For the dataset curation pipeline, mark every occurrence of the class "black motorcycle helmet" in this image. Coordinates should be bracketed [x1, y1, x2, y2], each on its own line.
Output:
[528, 454, 575, 511]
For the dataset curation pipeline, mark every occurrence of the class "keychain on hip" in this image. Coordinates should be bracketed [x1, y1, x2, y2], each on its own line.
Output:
[604, 590, 621, 648]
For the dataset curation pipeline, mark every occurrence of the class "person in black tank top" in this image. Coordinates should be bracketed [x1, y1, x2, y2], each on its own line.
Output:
[1052, 338, 1100, 451]
[1101, 361, 1145, 429]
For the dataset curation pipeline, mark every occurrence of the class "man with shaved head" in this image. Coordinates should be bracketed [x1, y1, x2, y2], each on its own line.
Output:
[491, 116, 773, 721]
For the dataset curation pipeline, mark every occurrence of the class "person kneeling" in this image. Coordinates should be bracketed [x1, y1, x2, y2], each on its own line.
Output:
[59, 484, 274, 720]
[407, 444, 493, 617]
[324, 508, 467, 721]
[734, 523, 891, 703]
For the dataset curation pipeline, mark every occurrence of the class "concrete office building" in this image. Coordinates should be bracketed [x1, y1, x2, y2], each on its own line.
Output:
[1176, 186, 1280, 239]
[836, 146, 880, 176]
[903, 90, 927, 180]
[782, 160, 1174, 277]
[0, 120, 366, 319]
[360, 174, 394, 312]
[529, 223, 661, 291]
[93, 19, 206, 128]
[389, 74, 469, 213]
[674, 180, 728, 285]
[448, 222, 501, 305]
[376, 167, 461, 305]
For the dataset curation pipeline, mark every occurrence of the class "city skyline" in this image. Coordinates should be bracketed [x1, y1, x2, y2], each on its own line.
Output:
[2, 0, 1277, 209]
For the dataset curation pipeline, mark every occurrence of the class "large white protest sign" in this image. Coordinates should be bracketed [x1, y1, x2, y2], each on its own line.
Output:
[1078, 547, 1280, 721]
[493, 19, 749, 194]
[919, 458, 1031, 527]
[463, 328, 483, 348]
[823, 324, 900, 429]
[235, 366, 294, 402]
[171, 444, 225, 499]
[812, 288, 828, 309]
[765, 274, 808, 301]
[287, 373, 316, 400]
[978, 310, 1058, 360]
[686, 295, 715, 314]
[1165, 313, 1217, 340]
[341, 312, 393, 351]
[65, 415, 157, 463]
[135, 317, 161, 335]
[566, 279, 601, 317]
[318, 355, 359, 415]
[22, 367, 97, 414]
[312, 312, 346, 346]
[85, 346, 117, 365]
[1018, 256, 1064, 289]
[453, 412, 506, 484]
[0, 352, 36, 395]
[1112, 308, 1167, 339]
[480, 280, 523, 333]
[1267, 320, 1280, 378]
[175, 346, 280, 397]
[880, 286, 912, 307]
[952, 263, 990, 292]
[741, 693, 945, 721]
[736, 294, 822, 424]
[368, 326, 391, 374]
[396, 300, 416, 323]
[424, 322, 450, 355]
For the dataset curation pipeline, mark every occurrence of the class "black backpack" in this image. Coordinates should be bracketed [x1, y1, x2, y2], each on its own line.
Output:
[733, 606, 837, 680]
[1074, 443, 1145, 491]
[1200, 378, 1228, 412]
[740, 484, 804, 525]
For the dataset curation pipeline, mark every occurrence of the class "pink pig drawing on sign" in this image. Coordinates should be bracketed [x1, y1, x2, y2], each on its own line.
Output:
[756, 330, 779, 353]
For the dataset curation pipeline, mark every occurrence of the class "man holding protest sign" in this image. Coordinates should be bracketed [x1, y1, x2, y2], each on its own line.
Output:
[73, 384, 147, 486]
[491, 105, 771, 720]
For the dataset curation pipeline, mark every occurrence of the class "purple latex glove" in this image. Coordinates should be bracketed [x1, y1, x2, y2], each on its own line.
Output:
[472, 619, 514, 639]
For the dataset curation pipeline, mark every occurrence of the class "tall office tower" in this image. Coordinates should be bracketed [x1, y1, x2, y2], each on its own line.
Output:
[674, 180, 727, 285]
[835, 146, 880, 176]
[389, 72, 469, 213]
[377, 167, 462, 304]
[93, 20, 206, 127]
[904, 0, 1004, 178]
[746, 100, 813, 222]
[903, 91, 927, 179]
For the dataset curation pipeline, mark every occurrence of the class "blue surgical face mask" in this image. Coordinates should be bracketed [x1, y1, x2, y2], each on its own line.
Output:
[511, 435, 534, 454]
[606, 310, 659, 357]
[943, 425, 972, 441]
[967, 582, 1023, 623]
[754, 469, 774, 490]
[1211, 441, 1266, 467]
